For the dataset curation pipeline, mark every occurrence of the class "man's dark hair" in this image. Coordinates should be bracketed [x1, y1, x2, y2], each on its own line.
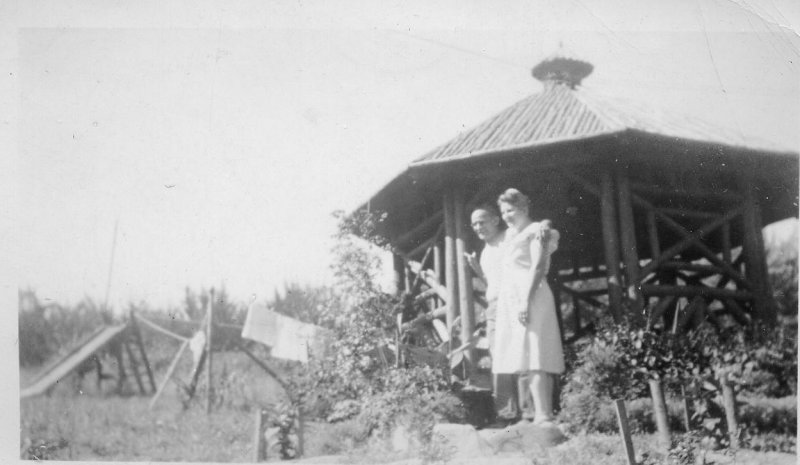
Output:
[471, 202, 500, 218]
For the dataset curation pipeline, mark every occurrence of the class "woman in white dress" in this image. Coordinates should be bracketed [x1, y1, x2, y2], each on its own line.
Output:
[493, 188, 564, 424]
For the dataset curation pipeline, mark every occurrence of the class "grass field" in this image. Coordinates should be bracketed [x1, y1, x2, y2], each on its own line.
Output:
[19, 343, 797, 463]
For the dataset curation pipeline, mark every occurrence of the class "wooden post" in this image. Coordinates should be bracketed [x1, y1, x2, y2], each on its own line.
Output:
[433, 242, 443, 306]
[616, 166, 645, 324]
[129, 312, 157, 393]
[646, 210, 660, 260]
[721, 222, 732, 265]
[393, 253, 406, 295]
[149, 338, 191, 410]
[741, 177, 776, 324]
[614, 399, 637, 465]
[648, 378, 671, 449]
[600, 170, 624, 322]
[454, 187, 475, 363]
[206, 288, 215, 414]
[123, 341, 146, 395]
[253, 407, 268, 462]
[721, 377, 739, 448]
[680, 386, 692, 432]
[444, 190, 460, 333]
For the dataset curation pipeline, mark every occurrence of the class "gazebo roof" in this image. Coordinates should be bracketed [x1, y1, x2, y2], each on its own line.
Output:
[414, 73, 791, 167]
[359, 56, 797, 248]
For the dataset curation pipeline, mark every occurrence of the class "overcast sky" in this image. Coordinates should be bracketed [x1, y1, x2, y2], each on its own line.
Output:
[6, 0, 800, 311]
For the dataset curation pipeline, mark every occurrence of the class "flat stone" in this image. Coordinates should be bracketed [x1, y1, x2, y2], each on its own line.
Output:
[431, 423, 495, 459]
[478, 421, 567, 453]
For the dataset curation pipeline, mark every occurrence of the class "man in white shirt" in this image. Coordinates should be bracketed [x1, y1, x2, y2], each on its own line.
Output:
[467, 204, 519, 421]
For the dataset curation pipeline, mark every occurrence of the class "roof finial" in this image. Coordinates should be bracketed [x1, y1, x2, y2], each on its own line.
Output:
[532, 51, 593, 89]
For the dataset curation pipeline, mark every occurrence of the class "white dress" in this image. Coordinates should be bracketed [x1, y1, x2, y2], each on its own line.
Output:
[492, 222, 564, 374]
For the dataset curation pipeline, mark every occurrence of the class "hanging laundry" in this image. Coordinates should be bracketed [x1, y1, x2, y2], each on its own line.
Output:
[242, 302, 333, 363]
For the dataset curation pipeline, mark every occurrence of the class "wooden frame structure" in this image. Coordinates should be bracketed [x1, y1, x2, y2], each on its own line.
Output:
[360, 56, 797, 353]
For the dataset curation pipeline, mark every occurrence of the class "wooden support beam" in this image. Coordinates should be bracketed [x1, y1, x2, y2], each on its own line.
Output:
[396, 210, 443, 247]
[646, 210, 660, 260]
[149, 338, 191, 410]
[407, 231, 437, 260]
[641, 284, 752, 301]
[454, 187, 475, 362]
[130, 312, 157, 393]
[599, 170, 624, 322]
[721, 222, 732, 264]
[659, 261, 726, 276]
[443, 190, 460, 332]
[723, 299, 751, 326]
[638, 205, 747, 287]
[741, 177, 776, 324]
[433, 242, 442, 281]
[657, 207, 722, 220]
[647, 295, 676, 329]
[410, 224, 444, 292]
[407, 261, 449, 302]
[558, 283, 608, 309]
[236, 342, 292, 397]
[616, 166, 645, 323]
[135, 314, 190, 342]
[629, 183, 742, 202]
[124, 341, 146, 395]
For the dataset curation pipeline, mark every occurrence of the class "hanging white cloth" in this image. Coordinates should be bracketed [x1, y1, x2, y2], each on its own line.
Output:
[242, 302, 332, 363]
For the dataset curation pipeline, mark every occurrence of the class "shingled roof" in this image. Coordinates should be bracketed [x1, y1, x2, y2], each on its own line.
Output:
[413, 57, 789, 166]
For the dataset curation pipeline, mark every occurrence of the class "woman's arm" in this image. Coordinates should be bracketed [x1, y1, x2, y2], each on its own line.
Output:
[518, 224, 556, 325]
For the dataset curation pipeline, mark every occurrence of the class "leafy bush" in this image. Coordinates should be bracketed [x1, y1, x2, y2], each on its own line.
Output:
[291, 210, 467, 447]
[357, 366, 465, 442]
[559, 316, 797, 445]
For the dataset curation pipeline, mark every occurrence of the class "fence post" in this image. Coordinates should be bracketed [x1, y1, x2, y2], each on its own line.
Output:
[648, 378, 671, 449]
[614, 399, 637, 465]
[253, 407, 268, 462]
[720, 377, 739, 448]
[680, 385, 692, 432]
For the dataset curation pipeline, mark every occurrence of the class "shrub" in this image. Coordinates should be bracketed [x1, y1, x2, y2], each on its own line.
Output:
[291, 210, 467, 447]
[19, 289, 115, 367]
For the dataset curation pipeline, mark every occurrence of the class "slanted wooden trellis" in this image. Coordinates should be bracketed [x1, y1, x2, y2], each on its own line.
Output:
[360, 55, 798, 361]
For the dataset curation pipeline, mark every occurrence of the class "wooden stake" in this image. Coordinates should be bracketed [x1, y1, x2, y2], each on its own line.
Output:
[648, 378, 671, 449]
[206, 288, 215, 414]
[681, 386, 692, 432]
[149, 338, 190, 410]
[614, 399, 637, 465]
[721, 377, 739, 448]
[600, 170, 623, 322]
[253, 407, 268, 462]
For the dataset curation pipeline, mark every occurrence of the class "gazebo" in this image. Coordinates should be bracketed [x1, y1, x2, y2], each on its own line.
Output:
[360, 55, 798, 361]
